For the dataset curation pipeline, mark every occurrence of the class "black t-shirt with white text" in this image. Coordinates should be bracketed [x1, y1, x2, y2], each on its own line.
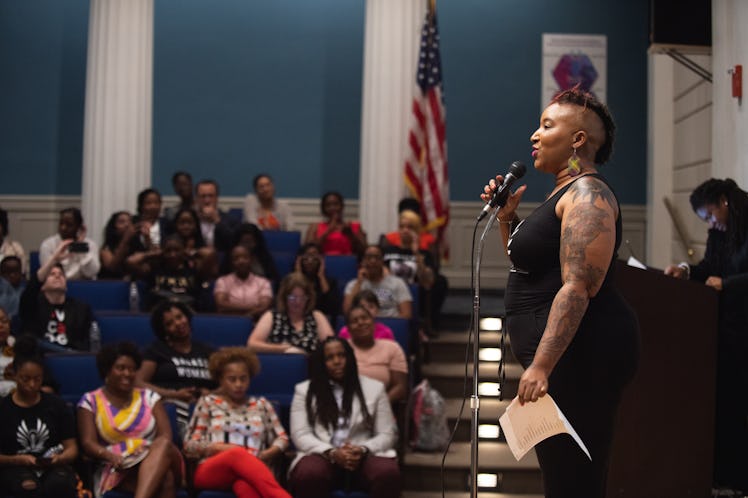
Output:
[143, 339, 216, 391]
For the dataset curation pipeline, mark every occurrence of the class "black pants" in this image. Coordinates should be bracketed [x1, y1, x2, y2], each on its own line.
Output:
[506, 302, 639, 498]
[0, 465, 78, 498]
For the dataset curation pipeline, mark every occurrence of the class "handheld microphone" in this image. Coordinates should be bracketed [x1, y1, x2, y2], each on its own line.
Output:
[477, 161, 527, 221]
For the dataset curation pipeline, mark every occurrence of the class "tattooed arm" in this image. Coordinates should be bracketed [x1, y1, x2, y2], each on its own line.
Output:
[517, 176, 618, 404]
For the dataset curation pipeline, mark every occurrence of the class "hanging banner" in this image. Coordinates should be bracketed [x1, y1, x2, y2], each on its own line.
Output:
[542, 33, 607, 108]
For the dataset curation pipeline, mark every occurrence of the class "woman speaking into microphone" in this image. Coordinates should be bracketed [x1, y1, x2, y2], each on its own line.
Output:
[481, 87, 639, 498]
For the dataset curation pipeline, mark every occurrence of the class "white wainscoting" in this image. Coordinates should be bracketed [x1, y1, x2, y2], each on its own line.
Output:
[0, 195, 646, 289]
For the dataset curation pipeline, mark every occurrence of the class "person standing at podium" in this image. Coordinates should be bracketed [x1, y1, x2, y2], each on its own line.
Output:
[482, 87, 639, 498]
[664, 178, 748, 494]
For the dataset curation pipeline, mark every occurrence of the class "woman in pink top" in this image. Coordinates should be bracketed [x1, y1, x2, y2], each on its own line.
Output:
[338, 290, 394, 341]
[214, 245, 273, 320]
[304, 191, 367, 256]
[345, 306, 408, 403]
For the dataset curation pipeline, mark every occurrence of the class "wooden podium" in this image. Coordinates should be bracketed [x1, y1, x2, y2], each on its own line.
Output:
[606, 261, 718, 497]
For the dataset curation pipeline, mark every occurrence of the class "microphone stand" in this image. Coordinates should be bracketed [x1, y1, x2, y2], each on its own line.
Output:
[469, 203, 502, 498]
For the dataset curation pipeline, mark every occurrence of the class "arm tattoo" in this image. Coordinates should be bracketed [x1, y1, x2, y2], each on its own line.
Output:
[561, 203, 609, 285]
[537, 289, 588, 358]
[568, 177, 618, 214]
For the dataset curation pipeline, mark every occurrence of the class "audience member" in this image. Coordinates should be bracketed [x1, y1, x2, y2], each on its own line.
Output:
[380, 209, 448, 331]
[344, 306, 407, 403]
[99, 211, 140, 279]
[289, 336, 400, 498]
[343, 245, 412, 319]
[184, 347, 291, 498]
[133, 188, 169, 249]
[338, 290, 395, 341]
[0, 307, 15, 396]
[19, 240, 95, 351]
[39, 208, 100, 280]
[231, 223, 279, 284]
[243, 173, 293, 231]
[0, 208, 27, 276]
[163, 171, 195, 222]
[295, 242, 340, 319]
[195, 179, 239, 252]
[304, 191, 367, 256]
[248, 272, 334, 354]
[171, 207, 218, 280]
[0, 256, 25, 319]
[143, 235, 212, 312]
[78, 342, 183, 498]
[0, 349, 79, 498]
[172, 207, 207, 255]
[137, 300, 216, 439]
[214, 245, 273, 320]
[664, 178, 748, 492]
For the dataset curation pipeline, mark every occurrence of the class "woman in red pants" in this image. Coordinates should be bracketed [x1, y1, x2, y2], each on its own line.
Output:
[184, 347, 290, 498]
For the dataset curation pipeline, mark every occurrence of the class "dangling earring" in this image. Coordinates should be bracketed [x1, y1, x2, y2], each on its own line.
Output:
[567, 147, 581, 177]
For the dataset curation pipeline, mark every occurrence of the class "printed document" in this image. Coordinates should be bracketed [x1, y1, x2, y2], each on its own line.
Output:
[499, 394, 591, 461]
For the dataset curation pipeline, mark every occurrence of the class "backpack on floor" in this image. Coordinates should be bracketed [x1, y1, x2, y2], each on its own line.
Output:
[409, 379, 449, 451]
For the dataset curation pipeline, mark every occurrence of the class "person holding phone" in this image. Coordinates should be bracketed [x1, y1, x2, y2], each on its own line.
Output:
[19, 240, 96, 351]
[0, 345, 79, 498]
[39, 207, 100, 280]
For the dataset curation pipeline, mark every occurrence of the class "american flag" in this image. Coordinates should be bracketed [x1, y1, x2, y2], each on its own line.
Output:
[404, 6, 449, 253]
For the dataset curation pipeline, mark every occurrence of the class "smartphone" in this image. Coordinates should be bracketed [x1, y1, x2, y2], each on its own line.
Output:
[68, 241, 89, 253]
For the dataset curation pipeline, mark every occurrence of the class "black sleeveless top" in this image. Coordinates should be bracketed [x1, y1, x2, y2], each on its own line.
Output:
[504, 173, 622, 315]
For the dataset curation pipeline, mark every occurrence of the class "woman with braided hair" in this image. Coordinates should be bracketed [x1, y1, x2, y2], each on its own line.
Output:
[288, 336, 400, 498]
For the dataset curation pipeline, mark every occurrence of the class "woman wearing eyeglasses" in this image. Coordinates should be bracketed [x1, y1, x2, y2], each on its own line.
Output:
[247, 273, 335, 354]
[664, 178, 748, 493]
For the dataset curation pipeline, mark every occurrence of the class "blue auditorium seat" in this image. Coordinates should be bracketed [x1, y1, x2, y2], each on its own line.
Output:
[66, 280, 131, 312]
[376, 317, 411, 356]
[195, 492, 235, 498]
[192, 314, 253, 349]
[271, 251, 297, 279]
[249, 353, 308, 428]
[263, 230, 301, 254]
[44, 352, 100, 403]
[29, 250, 40, 277]
[96, 312, 152, 347]
[324, 255, 359, 287]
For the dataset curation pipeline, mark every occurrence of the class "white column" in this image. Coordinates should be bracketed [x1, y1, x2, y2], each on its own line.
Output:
[712, 0, 748, 187]
[81, 0, 153, 246]
[646, 54, 675, 268]
[359, 0, 426, 242]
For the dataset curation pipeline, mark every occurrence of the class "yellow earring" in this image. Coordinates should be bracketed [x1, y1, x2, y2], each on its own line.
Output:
[567, 147, 581, 177]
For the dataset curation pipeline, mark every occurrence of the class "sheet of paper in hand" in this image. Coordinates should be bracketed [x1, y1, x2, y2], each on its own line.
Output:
[498, 394, 591, 461]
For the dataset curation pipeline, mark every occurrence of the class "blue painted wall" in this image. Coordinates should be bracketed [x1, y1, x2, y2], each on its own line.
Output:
[0, 0, 89, 195]
[0, 0, 649, 204]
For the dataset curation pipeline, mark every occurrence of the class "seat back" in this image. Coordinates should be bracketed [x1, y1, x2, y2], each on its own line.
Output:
[249, 353, 308, 428]
[192, 314, 254, 349]
[376, 317, 410, 355]
[97, 312, 153, 347]
[66, 280, 131, 312]
[271, 251, 297, 279]
[44, 352, 100, 403]
[263, 230, 301, 254]
[324, 255, 359, 287]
